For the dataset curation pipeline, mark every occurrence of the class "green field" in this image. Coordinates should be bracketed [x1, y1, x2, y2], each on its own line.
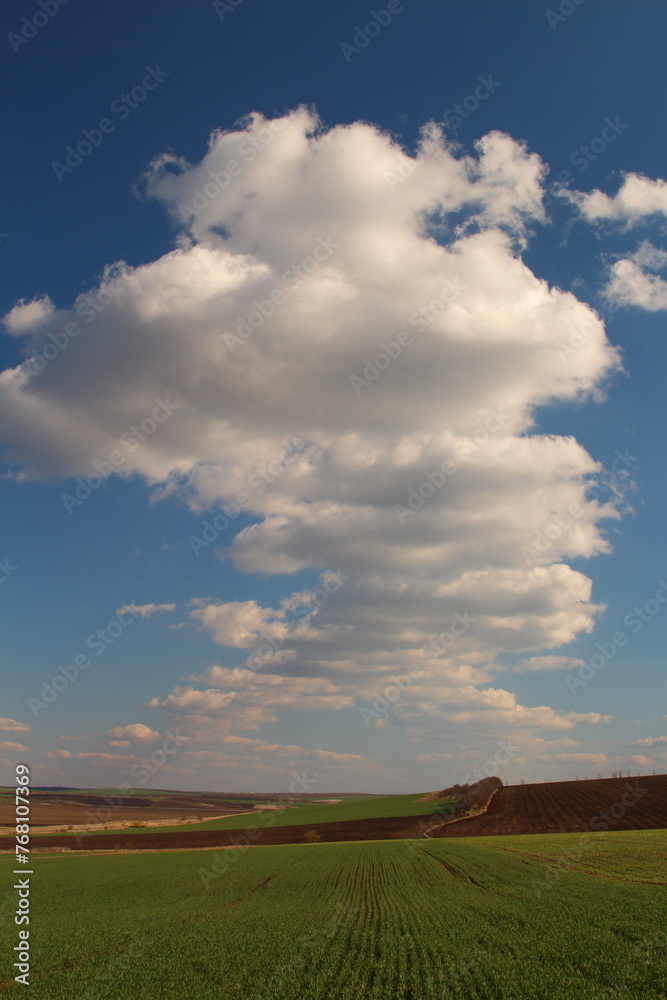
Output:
[483, 827, 667, 885]
[82, 791, 434, 834]
[1, 829, 666, 997]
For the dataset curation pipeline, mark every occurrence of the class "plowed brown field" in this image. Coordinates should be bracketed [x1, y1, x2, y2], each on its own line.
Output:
[2, 814, 415, 851]
[430, 773, 667, 838]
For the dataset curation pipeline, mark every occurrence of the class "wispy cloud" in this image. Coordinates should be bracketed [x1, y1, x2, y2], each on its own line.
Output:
[116, 603, 176, 618]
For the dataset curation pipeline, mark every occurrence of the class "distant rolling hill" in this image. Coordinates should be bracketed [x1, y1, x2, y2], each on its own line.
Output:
[429, 774, 667, 838]
[7, 775, 667, 851]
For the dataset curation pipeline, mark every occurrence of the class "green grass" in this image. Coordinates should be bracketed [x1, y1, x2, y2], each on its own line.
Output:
[1, 829, 666, 997]
[478, 827, 667, 884]
[79, 791, 434, 835]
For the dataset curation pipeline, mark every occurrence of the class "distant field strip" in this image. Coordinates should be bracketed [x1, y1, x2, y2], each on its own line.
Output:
[76, 792, 434, 835]
[1, 830, 666, 998]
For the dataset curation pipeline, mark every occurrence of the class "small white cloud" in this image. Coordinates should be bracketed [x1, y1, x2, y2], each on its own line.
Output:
[0, 718, 30, 733]
[602, 241, 667, 311]
[545, 752, 610, 763]
[74, 752, 134, 761]
[184, 733, 375, 767]
[0, 741, 26, 750]
[567, 172, 667, 226]
[189, 599, 286, 648]
[116, 603, 176, 618]
[107, 723, 161, 741]
[3, 296, 54, 335]
[514, 655, 585, 673]
[310, 749, 369, 762]
[565, 713, 612, 725]
[630, 754, 655, 767]
[630, 736, 667, 747]
[633, 241, 667, 270]
[148, 665, 354, 733]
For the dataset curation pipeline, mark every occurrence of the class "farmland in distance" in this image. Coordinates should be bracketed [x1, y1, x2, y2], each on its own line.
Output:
[13, 774, 667, 851]
[1, 831, 666, 999]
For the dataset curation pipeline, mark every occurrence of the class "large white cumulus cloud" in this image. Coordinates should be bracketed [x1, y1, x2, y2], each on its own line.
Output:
[1, 108, 624, 748]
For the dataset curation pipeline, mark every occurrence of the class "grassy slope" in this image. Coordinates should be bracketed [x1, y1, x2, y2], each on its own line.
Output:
[1, 829, 666, 998]
[474, 827, 667, 883]
[82, 791, 433, 834]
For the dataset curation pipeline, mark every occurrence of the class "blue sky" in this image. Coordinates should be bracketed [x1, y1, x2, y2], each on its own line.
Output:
[1, 0, 667, 793]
